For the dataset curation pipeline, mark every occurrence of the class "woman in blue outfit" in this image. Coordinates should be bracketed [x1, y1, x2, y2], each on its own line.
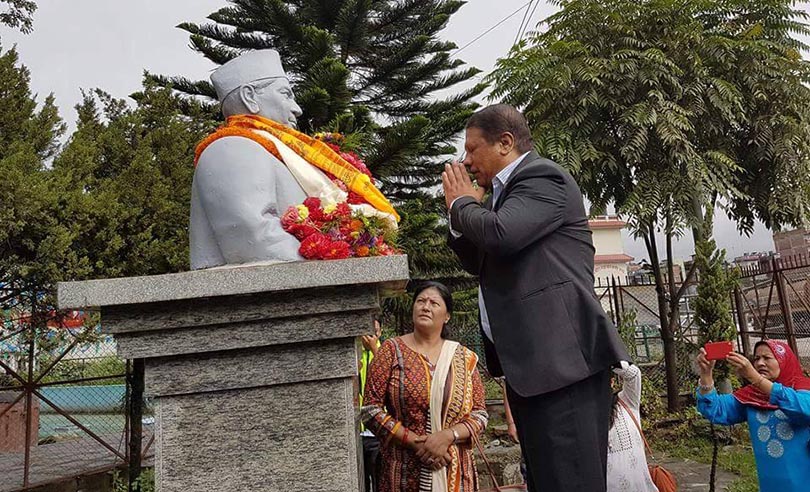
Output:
[696, 339, 810, 492]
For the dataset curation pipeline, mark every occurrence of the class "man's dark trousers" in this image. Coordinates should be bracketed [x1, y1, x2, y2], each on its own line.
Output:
[506, 369, 613, 492]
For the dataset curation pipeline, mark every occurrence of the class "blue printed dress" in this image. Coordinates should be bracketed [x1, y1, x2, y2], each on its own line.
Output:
[696, 383, 810, 492]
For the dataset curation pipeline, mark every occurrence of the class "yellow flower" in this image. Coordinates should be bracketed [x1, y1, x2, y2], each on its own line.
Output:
[296, 204, 309, 220]
[323, 202, 337, 215]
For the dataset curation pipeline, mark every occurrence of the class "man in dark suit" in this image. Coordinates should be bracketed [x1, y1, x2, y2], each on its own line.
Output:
[442, 104, 629, 492]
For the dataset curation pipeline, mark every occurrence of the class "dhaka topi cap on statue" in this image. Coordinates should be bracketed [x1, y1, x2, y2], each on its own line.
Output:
[210, 49, 289, 101]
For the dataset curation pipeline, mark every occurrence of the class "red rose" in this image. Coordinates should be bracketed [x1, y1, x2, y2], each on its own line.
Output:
[299, 232, 331, 259]
[303, 197, 326, 222]
[287, 222, 320, 240]
[335, 202, 352, 218]
[281, 207, 301, 228]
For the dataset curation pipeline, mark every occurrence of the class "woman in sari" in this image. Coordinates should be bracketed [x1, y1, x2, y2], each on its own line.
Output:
[696, 340, 810, 492]
[363, 281, 489, 492]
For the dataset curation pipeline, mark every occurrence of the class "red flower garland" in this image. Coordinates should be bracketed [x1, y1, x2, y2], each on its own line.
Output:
[280, 135, 398, 260]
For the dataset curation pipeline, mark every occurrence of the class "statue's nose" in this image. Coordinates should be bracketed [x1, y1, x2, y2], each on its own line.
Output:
[291, 101, 303, 117]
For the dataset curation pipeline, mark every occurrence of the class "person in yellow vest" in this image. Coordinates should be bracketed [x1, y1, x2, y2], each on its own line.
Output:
[190, 49, 398, 269]
[359, 317, 383, 492]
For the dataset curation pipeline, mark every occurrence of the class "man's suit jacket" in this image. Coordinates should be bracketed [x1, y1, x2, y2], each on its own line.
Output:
[449, 151, 629, 397]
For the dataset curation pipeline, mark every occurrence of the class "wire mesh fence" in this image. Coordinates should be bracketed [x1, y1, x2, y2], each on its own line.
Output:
[0, 305, 150, 491]
[735, 255, 810, 369]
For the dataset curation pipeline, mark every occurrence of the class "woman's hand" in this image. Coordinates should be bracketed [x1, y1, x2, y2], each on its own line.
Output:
[726, 352, 759, 383]
[697, 348, 716, 392]
[415, 429, 454, 469]
[361, 334, 379, 354]
[407, 434, 427, 451]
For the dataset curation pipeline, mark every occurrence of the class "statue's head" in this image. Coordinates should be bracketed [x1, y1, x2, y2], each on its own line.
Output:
[211, 49, 303, 127]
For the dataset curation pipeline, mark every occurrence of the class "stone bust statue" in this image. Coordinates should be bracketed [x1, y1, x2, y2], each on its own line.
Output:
[190, 50, 307, 269]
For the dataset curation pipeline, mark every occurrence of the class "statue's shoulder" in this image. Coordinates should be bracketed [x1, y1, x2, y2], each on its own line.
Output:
[199, 134, 276, 158]
[197, 134, 284, 170]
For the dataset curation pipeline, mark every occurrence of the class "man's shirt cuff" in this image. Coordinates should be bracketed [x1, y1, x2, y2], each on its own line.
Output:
[448, 196, 464, 238]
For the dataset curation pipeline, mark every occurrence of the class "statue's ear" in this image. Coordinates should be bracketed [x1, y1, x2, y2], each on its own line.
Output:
[238, 85, 260, 114]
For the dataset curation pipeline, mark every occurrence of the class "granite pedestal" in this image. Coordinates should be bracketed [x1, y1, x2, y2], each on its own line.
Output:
[57, 256, 409, 492]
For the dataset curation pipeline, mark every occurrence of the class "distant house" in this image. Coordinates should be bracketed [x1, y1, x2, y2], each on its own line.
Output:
[773, 228, 810, 259]
[732, 252, 772, 270]
[589, 215, 634, 286]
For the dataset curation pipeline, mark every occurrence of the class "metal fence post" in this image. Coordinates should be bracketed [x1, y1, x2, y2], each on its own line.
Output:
[733, 286, 751, 357]
[128, 358, 144, 492]
[773, 259, 799, 355]
[611, 276, 623, 326]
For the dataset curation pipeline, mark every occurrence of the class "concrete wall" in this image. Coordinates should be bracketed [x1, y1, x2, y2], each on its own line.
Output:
[592, 228, 624, 256]
[0, 392, 39, 452]
[38, 385, 124, 414]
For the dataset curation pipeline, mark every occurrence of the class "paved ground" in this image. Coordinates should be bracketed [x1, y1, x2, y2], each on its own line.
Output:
[654, 453, 740, 491]
[478, 436, 742, 491]
[0, 431, 154, 492]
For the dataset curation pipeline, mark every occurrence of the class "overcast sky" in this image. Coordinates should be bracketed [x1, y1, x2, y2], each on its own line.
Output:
[2, 0, 808, 262]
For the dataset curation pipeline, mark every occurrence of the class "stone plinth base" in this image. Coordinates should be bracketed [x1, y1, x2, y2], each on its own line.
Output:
[58, 256, 409, 492]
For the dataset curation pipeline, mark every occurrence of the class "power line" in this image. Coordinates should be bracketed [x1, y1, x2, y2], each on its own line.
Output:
[517, 0, 542, 43]
[451, 0, 535, 57]
[513, 0, 535, 46]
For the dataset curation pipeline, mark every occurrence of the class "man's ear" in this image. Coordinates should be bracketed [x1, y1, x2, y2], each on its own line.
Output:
[499, 132, 516, 156]
[238, 85, 260, 114]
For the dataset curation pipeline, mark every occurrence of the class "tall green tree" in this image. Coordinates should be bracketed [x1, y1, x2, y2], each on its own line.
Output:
[0, 45, 67, 295]
[51, 84, 215, 279]
[150, 0, 484, 201]
[488, 0, 810, 410]
[693, 212, 739, 492]
[694, 214, 738, 374]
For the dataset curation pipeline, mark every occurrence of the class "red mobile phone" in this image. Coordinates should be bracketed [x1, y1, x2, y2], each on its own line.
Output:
[704, 341, 733, 361]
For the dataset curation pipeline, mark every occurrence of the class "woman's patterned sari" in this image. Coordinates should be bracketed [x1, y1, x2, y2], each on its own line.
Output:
[363, 337, 489, 492]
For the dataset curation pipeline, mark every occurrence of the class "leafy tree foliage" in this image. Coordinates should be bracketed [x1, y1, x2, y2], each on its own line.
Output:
[489, 0, 810, 410]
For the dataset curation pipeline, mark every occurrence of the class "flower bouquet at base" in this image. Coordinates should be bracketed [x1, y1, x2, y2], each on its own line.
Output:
[281, 197, 399, 260]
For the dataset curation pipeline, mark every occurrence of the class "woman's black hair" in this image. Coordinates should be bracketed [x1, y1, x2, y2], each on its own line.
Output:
[412, 280, 453, 338]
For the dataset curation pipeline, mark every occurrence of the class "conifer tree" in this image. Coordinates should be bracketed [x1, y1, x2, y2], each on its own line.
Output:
[150, 0, 484, 201]
[0, 0, 36, 34]
[51, 84, 215, 279]
[0, 45, 67, 294]
[693, 215, 738, 378]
